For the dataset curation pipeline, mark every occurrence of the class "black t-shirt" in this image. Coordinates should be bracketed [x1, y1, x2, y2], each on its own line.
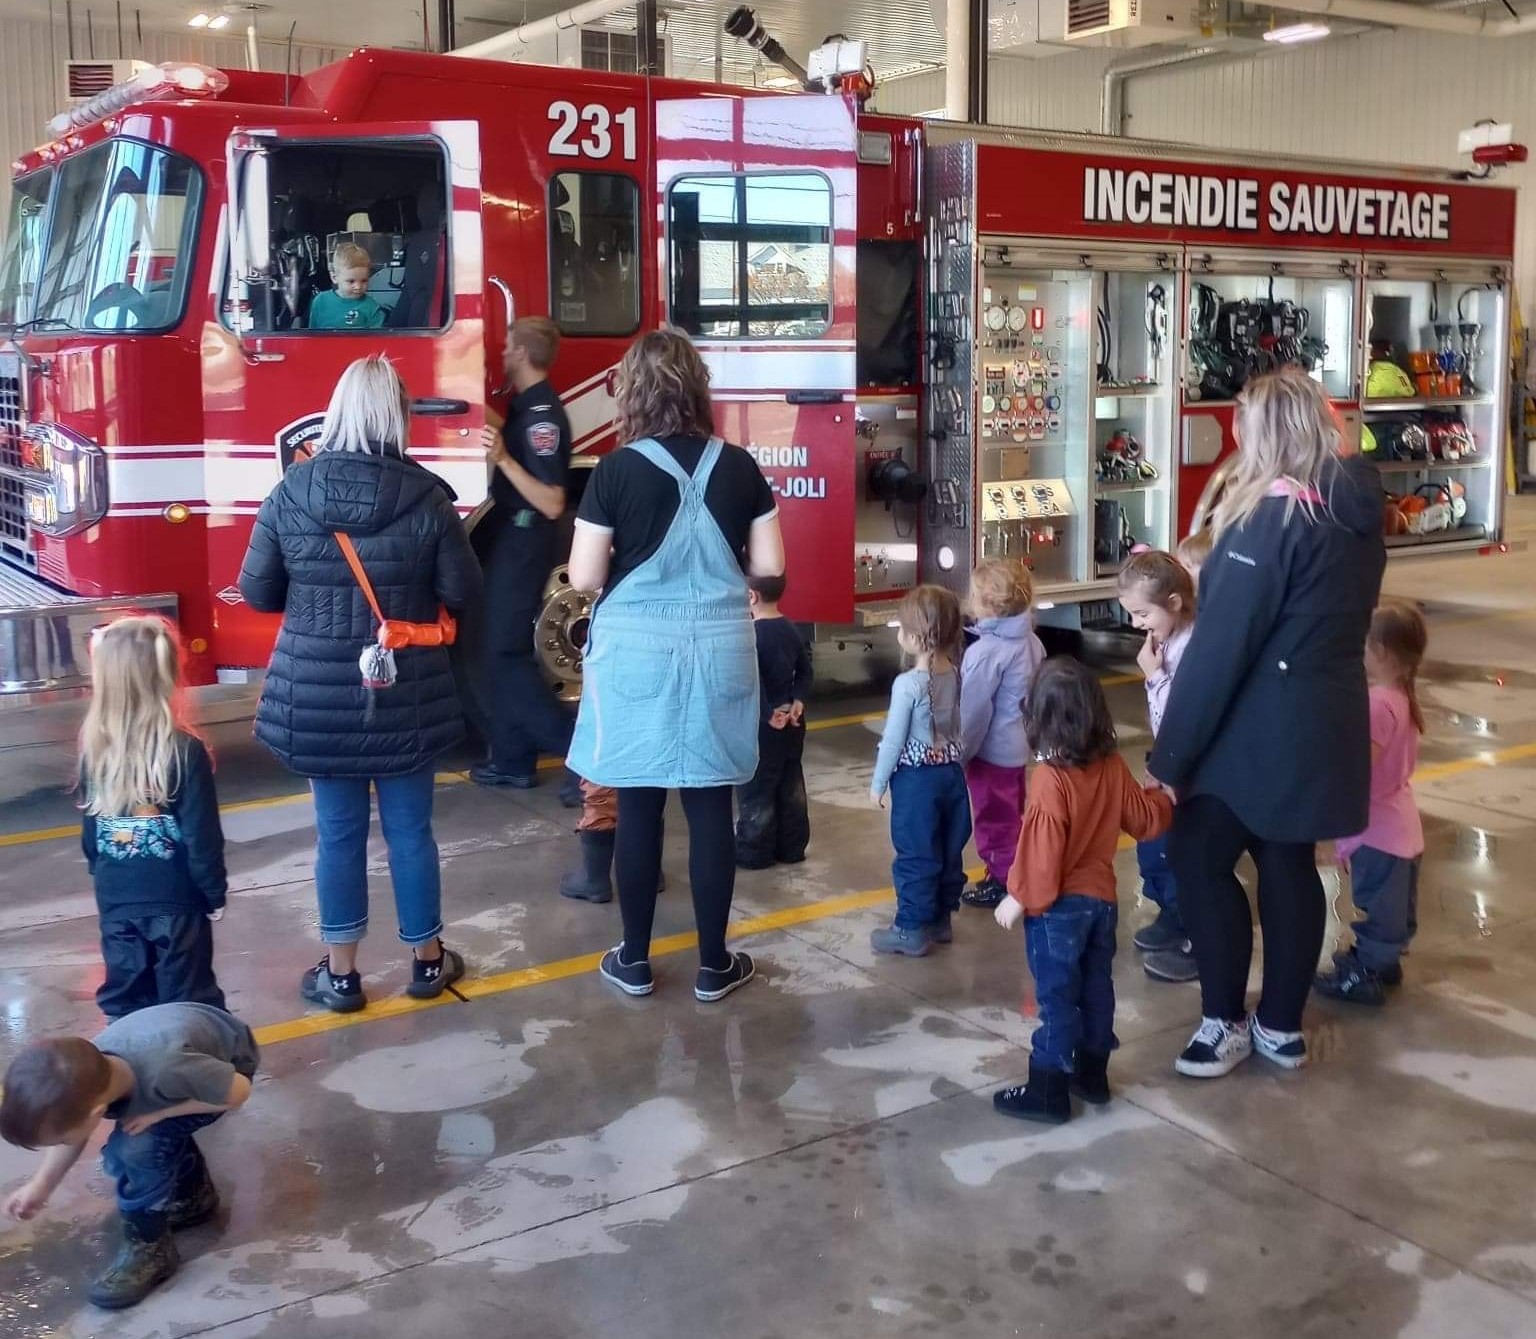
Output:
[492, 380, 571, 515]
[576, 434, 777, 600]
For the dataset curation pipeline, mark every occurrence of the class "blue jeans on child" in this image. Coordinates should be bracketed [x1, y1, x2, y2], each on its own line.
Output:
[1347, 846, 1421, 973]
[1136, 833, 1180, 922]
[311, 766, 442, 946]
[1025, 895, 1119, 1073]
[102, 1113, 222, 1215]
[890, 763, 972, 930]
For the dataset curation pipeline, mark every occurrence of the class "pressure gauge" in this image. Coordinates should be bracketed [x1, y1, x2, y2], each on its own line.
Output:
[985, 306, 1007, 332]
[1007, 306, 1028, 333]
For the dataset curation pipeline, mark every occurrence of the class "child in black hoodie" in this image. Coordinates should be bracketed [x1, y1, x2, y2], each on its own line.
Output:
[80, 616, 227, 1019]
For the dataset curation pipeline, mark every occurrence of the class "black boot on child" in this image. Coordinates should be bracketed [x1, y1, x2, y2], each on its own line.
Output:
[1070, 1050, 1112, 1106]
[560, 829, 616, 903]
[88, 1212, 178, 1310]
[993, 1059, 1072, 1125]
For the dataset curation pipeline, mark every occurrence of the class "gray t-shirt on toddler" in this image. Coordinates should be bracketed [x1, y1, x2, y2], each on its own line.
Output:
[96, 1002, 260, 1123]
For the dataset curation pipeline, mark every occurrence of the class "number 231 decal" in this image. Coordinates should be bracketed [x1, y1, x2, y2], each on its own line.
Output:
[548, 101, 638, 161]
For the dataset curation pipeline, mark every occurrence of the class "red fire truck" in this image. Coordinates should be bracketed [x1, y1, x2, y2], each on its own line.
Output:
[0, 20, 1518, 706]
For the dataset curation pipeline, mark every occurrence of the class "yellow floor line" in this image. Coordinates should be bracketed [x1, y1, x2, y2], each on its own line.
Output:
[255, 838, 1150, 1047]
[250, 875, 981, 1047]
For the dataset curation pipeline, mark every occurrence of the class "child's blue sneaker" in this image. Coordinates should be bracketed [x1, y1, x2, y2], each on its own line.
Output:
[870, 924, 932, 957]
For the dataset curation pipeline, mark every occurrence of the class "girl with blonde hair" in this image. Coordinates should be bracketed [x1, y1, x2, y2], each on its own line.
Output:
[240, 354, 482, 1013]
[568, 328, 784, 1002]
[79, 615, 227, 1018]
[1149, 367, 1385, 1079]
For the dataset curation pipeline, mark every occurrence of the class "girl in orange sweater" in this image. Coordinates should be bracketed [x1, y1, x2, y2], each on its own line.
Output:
[993, 657, 1173, 1125]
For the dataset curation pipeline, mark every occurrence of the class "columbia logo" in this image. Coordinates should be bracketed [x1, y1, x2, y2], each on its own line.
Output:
[1226, 550, 1257, 567]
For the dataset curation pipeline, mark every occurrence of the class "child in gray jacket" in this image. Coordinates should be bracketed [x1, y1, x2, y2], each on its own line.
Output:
[958, 561, 1046, 909]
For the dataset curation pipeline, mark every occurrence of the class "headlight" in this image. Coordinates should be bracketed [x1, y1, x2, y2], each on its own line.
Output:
[22, 424, 108, 537]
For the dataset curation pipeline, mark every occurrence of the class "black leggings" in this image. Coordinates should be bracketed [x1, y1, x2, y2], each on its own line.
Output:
[1169, 793, 1325, 1033]
[616, 787, 736, 971]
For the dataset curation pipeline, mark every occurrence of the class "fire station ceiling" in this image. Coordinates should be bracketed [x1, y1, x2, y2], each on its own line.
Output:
[0, 0, 947, 85]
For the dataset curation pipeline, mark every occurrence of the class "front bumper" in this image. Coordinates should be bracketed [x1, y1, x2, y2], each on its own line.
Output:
[0, 564, 177, 695]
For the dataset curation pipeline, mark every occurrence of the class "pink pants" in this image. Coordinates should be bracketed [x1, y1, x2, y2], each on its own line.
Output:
[965, 758, 1027, 885]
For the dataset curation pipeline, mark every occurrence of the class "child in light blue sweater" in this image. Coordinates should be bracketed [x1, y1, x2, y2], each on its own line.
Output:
[870, 585, 972, 958]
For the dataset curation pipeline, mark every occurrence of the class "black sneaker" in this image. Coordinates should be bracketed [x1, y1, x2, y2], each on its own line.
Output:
[696, 951, 755, 1002]
[1251, 1016, 1308, 1070]
[1133, 907, 1187, 953]
[1314, 956, 1386, 1006]
[1378, 962, 1404, 988]
[961, 877, 1007, 909]
[301, 957, 365, 1014]
[469, 763, 536, 789]
[408, 943, 466, 999]
[1175, 1016, 1252, 1079]
[600, 944, 654, 997]
[1144, 941, 1199, 983]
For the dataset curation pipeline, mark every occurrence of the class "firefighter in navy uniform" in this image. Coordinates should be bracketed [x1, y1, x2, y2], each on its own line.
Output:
[471, 316, 581, 803]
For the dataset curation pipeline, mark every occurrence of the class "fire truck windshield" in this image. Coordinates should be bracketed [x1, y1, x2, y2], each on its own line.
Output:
[0, 139, 201, 334]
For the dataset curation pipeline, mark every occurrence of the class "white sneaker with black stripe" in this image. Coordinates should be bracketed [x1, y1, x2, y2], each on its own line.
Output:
[1251, 1016, 1308, 1069]
[1175, 1016, 1253, 1079]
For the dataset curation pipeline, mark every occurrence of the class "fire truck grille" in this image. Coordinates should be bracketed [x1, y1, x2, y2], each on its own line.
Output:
[0, 367, 34, 569]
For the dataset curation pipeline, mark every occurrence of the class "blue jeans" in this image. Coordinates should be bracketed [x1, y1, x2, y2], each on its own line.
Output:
[311, 766, 442, 946]
[1346, 847, 1420, 973]
[102, 1113, 221, 1215]
[889, 763, 972, 930]
[1136, 832, 1180, 922]
[1024, 895, 1119, 1073]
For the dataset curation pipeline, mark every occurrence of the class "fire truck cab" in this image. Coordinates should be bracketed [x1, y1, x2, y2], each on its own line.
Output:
[0, 30, 1518, 712]
[0, 47, 924, 708]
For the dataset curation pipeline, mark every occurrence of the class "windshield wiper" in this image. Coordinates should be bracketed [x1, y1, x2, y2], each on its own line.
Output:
[9, 316, 74, 334]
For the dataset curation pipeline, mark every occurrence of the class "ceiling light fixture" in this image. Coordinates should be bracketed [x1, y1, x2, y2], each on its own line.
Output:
[1263, 21, 1330, 43]
[208, 13, 231, 28]
[187, 11, 211, 25]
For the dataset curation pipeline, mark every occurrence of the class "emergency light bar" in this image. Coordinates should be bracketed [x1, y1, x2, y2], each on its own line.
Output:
[46, 62, 229, 138]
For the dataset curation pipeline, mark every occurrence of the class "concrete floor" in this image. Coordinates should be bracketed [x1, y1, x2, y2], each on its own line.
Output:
[4, 506, 1536, 1338]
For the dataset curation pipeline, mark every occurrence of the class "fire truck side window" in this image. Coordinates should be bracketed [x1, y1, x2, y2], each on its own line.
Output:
[234, 142, 449, 334]
[549, 172, 640, 337]
[667, 173, 832, 339]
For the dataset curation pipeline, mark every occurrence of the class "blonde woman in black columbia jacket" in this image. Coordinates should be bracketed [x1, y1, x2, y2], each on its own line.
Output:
[239, 356, 482, 1014]
[1149, 368, 1385, 1080]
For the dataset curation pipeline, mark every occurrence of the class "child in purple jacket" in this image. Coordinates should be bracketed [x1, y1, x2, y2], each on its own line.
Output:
[958, 561, 1046, 909]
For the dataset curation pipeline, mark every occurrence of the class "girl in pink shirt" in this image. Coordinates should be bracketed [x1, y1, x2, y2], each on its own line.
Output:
[1314, 600, 1428, 1006]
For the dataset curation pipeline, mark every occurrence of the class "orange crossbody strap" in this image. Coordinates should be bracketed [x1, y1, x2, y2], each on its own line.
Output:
[335, 532, 387, 628]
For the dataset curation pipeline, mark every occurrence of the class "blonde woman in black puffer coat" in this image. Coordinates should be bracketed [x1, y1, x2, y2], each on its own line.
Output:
[239, 355, 481, 1015]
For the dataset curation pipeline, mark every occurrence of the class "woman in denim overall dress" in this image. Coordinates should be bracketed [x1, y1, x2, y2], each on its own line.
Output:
[567, 331, 785, 1002]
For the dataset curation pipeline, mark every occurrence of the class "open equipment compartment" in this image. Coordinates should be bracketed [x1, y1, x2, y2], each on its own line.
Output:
[1361, 255, 1511, 552]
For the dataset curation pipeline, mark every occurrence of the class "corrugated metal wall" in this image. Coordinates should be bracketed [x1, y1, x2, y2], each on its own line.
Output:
[879, 31, 1536, 314]
[0, 13, 339, 210]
